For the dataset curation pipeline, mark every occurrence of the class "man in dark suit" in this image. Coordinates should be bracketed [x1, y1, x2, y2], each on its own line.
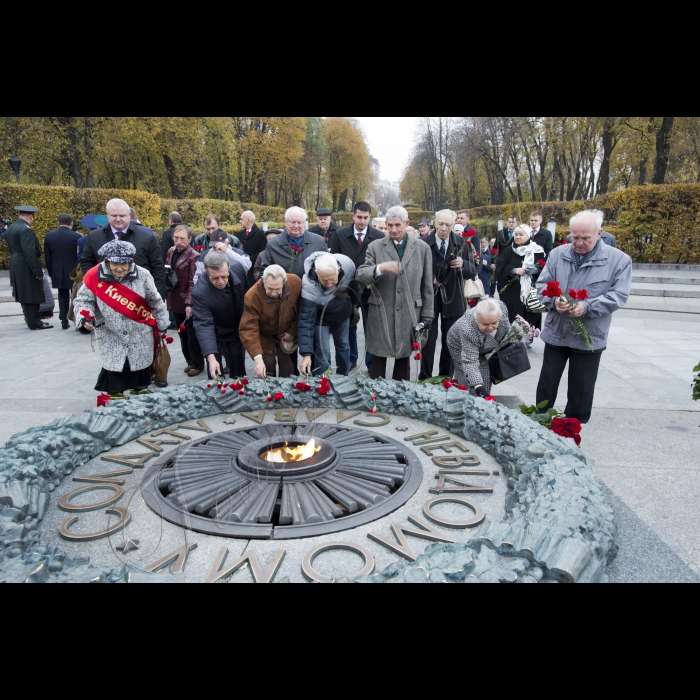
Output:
[45, 214, 82, 329]
[309, 208, 341, 243]
[81, 198, 167, 299]
[420, 211, 467, 380]
[236, 210, 268, 286]
[161, 211, 183, 261]
[328, 201, 384, 371]
[529, 211, 554, 258]
[129, 207, 156, 238]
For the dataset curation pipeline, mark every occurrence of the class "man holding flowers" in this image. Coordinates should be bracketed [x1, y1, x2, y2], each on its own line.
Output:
[535, 210, 632, 424]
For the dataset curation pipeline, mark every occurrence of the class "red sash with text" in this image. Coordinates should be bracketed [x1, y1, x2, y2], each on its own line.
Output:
[83, 266, 160, 365]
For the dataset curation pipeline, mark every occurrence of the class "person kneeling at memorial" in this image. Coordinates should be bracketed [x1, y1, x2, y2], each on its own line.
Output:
[240, 265, 302, 379]
[535, 210, 632, 424]
[74, 241, 170, 398]
[299, 253, 359, 377]
[447, 298, 511, 397]
[192, 251, 248, 381]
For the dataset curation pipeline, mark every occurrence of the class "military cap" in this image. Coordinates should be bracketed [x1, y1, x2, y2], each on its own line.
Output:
[316, 208, 333, 217]
[15, 205, 38, 213]
[81, 215, 101, 230]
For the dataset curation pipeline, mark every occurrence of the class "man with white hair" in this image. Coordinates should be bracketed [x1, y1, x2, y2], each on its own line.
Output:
[236, 210, 268, 285]
[566, 210, 617, 248]
[262, 206, 327, 278]
[81, 198, 167, 298]
[373, 218, 388, 235]
[356, 205, 434, 381]
[240, 265, 302, 379]
[536, 209, 632, 424]
[298, 252, 359, 377]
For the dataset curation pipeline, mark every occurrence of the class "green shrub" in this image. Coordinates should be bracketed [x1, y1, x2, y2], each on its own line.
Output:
[0, 184, 160, 269]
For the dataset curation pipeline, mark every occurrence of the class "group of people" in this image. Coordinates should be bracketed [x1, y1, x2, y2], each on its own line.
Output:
[4, 198, 632, 424]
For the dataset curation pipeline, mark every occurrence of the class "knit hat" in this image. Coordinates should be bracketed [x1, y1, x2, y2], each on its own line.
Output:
[98, 240, 137, 263]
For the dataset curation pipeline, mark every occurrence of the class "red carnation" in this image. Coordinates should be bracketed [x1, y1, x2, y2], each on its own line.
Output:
[576, 289, 589, 301]
[468, 298, 478, 308]
[207, 383, 212, 388]
[195, 246, 204, 252]
[443, 379, 454, 389]
[166, 337, 174, 345]
[458, 385, 468, 391]
[412, 342, 421, 351]
[274, 392, 284, 402]
[267, 396, 274, 403]
[221, 390, 226, 395]
[80, 310, 91, 318]
[241, 379, 249, 386]
[371, 394, 378, 400]
[97, 393, 111, 408]
[485, 396, 498, 403]
[370, 409, 377, 415]
[542, 281, 563, 299]
[179, 325, 186, 332]
[239, 391, 246, 396]
[491, 249, 500, 256]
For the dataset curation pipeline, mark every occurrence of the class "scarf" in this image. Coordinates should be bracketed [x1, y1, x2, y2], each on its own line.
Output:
[394, 234, 409, 261]
[513, 241, 545, 304]
[572, 240, 601, 272]
[286, 232, 305, 248]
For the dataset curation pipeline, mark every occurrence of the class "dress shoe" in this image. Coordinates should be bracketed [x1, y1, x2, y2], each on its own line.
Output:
[350, 362, 358, 370]
[186, 368, 204, 377]
[184, 366, 193, 374]
[32, 323, 53, 330]
[61, 321, 70, 330]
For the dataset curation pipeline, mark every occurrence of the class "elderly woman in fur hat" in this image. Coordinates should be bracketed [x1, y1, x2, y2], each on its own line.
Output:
[74, 240, 170, 400]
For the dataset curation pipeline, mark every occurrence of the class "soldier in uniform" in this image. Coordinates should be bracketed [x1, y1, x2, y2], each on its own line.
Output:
[6, 205, 53, 331]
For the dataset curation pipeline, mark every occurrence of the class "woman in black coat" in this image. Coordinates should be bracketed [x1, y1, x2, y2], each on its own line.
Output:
[496, 225, 546, 332]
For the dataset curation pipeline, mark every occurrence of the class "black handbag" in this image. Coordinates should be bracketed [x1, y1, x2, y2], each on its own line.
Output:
[165, 268, 179, 293]
[488, 342, 531, 385]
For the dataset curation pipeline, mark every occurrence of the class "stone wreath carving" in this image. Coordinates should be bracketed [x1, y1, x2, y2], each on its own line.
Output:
[0, 377, 617, 584]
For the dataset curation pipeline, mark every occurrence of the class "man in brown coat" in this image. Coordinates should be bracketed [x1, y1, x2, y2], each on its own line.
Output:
[239, 265, 302, 379]
[166, 226, 204, 376]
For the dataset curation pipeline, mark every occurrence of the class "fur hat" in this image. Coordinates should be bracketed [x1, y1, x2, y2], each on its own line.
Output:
[98, 240, 137, 263]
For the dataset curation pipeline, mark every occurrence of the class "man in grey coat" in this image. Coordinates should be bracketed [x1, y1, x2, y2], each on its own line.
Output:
[566, 210, 617, 248]
[261, 206, 328, 279]
[536, 210, 632, 424]
[356, 206, 434, 382]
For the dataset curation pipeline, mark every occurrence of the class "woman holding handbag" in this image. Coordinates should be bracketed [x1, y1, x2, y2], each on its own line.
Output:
[74, 240, 170, 399]
[496, 225, 545, 347]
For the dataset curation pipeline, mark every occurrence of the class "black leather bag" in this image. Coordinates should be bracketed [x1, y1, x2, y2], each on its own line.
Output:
[165, 268, 179, 293]
[488, 342, 531, 385]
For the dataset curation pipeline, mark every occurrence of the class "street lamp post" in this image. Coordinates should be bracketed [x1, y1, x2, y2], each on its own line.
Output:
[8, 157, 21, 185]
[548, 217, 557, 245]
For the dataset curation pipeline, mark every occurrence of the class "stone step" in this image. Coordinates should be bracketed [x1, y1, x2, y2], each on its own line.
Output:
[633, 274, 700, 286]
[630, 282, 700, 299]
[633, 263, 700, 272]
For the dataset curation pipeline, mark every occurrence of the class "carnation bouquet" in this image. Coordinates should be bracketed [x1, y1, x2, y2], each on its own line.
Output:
[520, 401, 583, 446]
[484, 319, 528, 361]
[542, 281, 595, 352]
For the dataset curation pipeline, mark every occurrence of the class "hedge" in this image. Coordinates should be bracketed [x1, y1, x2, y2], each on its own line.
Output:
[0, 184, 160, 269]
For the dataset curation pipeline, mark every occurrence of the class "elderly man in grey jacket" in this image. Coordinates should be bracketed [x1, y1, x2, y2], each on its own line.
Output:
[356, 206, 434, 381]
[536, 209, 632, 424]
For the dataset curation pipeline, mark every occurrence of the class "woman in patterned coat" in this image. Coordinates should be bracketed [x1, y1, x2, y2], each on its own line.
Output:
[447, 298, 511, 397]
[74, 241, 170, 398]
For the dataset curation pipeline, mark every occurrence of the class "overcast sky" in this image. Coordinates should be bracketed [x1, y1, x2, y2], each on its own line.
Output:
[354, 117, 420, 183]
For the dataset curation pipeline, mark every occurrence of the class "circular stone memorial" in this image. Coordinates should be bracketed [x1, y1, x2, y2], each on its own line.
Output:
[0, 377, 617, 584]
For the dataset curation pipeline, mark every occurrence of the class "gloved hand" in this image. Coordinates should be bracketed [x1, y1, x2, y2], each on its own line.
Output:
[420, 317, 433, 331]
[474, 385, 486, 398]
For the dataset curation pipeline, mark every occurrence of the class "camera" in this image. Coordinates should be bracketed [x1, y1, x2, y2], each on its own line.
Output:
[1, 219, 11, 240]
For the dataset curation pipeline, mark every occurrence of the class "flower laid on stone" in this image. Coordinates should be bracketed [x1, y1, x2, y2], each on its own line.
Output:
[274, 392, 284, 402]
[317, 376, 332, 396]
[694, 362, 700, 402]
[485, 396, 498, 402]
[458, 385, 468, 391]
[97, 393, 111, 408]
[551, 417, 582, 446]
[296, 382, 313, 392]
[443, 379, 454, 389]
[267, 396, 274, 403]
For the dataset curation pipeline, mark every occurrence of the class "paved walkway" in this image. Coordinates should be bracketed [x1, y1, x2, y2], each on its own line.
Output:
[1, 274, 698, 582]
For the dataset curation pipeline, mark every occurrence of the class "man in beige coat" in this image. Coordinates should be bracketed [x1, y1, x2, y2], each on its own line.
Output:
[356, 206, 434, 381]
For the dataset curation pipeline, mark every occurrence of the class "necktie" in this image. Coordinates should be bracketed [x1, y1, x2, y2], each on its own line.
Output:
[440, 241, 446, 259]
[531, 229, 537, 240]
[246, 230, 251, 237]
[357, 232, 363, 246]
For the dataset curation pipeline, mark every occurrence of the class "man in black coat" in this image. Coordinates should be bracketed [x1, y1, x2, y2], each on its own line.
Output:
[6, 205, 52, 330]
[420, 212, 468, 380]
[236, 210, 268, 286]
[161, 211, 183, 261]
[193, 214, 242, 251]
[328, 202, 384, 370]
[191, 251, 248, 380]
[309, 208, 341, 243]
[44, 213, 81, 329]
[80, 198, 167, 299]
[529, 212, 554, 258]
